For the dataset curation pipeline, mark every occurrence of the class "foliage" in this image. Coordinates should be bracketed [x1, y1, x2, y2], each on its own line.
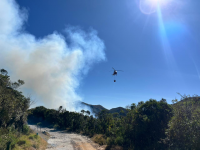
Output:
[4, 67, 200, 149]
[162, 95, 200, 150]
[22, 125, 30, 135]
[0, 69, 43, 150]
[0, 69, 30, 132]
[92, 134, 107, 145]
[128, 99, 173, 150]
[28, 98, 175, 149]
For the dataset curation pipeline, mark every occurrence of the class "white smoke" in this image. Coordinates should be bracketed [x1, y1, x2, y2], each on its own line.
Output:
[0, 0, 106, 111]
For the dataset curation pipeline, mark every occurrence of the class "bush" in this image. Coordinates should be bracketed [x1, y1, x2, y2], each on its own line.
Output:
[0, 128, 19, 150]
[23, 125, 30, 135]
[33, 143, 39, 149]
[106, 137, 116, 145]
[29, 136, 34, 140]
[53, 124, 60, 130]
[115, 136, 123, 146]
[34, 134, 38, 139]
[162, 96, 200, 149]
[92, 134, 107, 145]
[17, 140, 26, 146]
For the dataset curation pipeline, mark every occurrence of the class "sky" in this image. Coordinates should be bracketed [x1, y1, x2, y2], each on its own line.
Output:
[1, 0, 200, 110]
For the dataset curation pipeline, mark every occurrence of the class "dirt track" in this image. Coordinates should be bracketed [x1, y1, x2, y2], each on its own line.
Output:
[29, 125, 106, 150]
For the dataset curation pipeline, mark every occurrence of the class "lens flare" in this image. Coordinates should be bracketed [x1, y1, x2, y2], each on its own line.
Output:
[139, 0, 170, 14]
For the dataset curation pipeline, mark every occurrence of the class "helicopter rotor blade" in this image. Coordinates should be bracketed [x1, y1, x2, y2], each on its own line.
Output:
[112, 67, 115, 70]
[116, 70, 123, 72]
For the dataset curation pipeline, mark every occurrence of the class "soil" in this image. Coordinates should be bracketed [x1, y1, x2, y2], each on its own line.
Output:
[29, 125, 106, 150]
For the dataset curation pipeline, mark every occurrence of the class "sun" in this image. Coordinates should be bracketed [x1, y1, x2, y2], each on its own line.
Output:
[149, 0, 168, 5]
[139, 0, 169, 14]
[149, 0, 160, 4]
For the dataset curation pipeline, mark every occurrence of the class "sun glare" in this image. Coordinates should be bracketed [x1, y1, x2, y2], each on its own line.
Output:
[139, 0, 170, 14]
[149, 0, 169, 6]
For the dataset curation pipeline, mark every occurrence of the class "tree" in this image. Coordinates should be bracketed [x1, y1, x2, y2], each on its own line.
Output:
[0, 69, 8, 76]
[81, 110, 85, 115]
[58, 106, 63, 113]
[162, 96, 200, 149]
[160, 98, 167, 103]
[86, 110, 90, 116]
[0, 69, 30, 131]
[131, 103, 136, 110]
[130, 99, 173, 150]
[0, 69, 31, 149]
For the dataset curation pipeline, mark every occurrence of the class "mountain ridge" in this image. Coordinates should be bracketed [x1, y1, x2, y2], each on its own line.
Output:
[81, 102, 128, 115]
[82, 96, 200, 116]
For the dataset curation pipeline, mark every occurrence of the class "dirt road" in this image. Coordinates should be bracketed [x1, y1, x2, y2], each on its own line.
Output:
[29, 125, 105, 150]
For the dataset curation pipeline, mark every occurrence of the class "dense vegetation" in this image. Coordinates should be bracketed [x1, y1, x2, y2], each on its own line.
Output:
[2, 68, 200, 149]
[28, 96, 200, 150]
[0, 69, 46, 150]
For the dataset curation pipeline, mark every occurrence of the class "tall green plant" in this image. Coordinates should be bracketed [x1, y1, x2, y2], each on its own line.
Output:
[162, 95, 200, 149]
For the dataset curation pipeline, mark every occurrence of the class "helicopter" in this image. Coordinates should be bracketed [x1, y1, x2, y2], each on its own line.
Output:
[112, 67, 123, 76]
[112, 67, 123, 82]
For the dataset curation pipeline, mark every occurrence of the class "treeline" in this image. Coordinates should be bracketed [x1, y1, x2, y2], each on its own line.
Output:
[0, 69, 32, 149]
[2, 68, 199, 150]
[28, 96, 200, 149]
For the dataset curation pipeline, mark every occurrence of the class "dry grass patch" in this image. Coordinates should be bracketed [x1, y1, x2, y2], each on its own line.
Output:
[91, 134, 107, 145]
[13, 132, 47, 150]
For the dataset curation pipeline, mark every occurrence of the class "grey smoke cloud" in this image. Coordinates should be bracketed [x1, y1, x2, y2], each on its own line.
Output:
[0, 0, 106, 111]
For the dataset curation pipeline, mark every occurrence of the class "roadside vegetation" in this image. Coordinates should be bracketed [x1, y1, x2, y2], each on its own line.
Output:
[28, 92, 200, 149]
[2, 68, 200, 149]
[0, 69, 47, 150]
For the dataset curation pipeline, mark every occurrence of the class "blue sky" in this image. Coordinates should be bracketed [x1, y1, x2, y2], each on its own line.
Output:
[9, 0, 200, 109]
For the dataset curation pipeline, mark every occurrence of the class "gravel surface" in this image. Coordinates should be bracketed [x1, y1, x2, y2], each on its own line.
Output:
[29, 125, 106, 150]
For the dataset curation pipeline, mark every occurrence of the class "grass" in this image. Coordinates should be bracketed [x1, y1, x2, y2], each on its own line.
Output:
[91, 134, 107, 145]
[0, 124, 48, 150]
[91, 134, 124, 150]
[12, 130, 47, 150]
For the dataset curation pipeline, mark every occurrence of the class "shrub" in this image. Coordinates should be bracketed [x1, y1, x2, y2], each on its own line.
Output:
[53, 124, 60, 130]
[92, 134, 107, 145]
[17, 140, 26, 146]
[33, 143, 39, 149]
[34, 134, 38, 139]
[115, 136, 123, 146]
[29, 136, 34, 140]
[0, 129, 18, 150]
[23, 125, 30, 135]
[162, 96, 200, 149]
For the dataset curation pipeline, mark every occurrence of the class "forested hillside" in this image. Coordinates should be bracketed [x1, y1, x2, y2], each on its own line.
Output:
[81, 102, 128, 116]
[28, 96, 200, 150]
[81, 102, 107, 115]
[0, 69, 46, 150]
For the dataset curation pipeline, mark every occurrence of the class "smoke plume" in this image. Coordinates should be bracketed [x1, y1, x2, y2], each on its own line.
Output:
[0, 0, 106, 111]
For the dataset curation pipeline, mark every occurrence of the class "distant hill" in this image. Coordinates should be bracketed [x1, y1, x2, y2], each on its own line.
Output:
[81, 96, 200, 116]
[81, 102, 128, 116]
[81, 102, 108, 115]
[109, 107, 128, 114]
